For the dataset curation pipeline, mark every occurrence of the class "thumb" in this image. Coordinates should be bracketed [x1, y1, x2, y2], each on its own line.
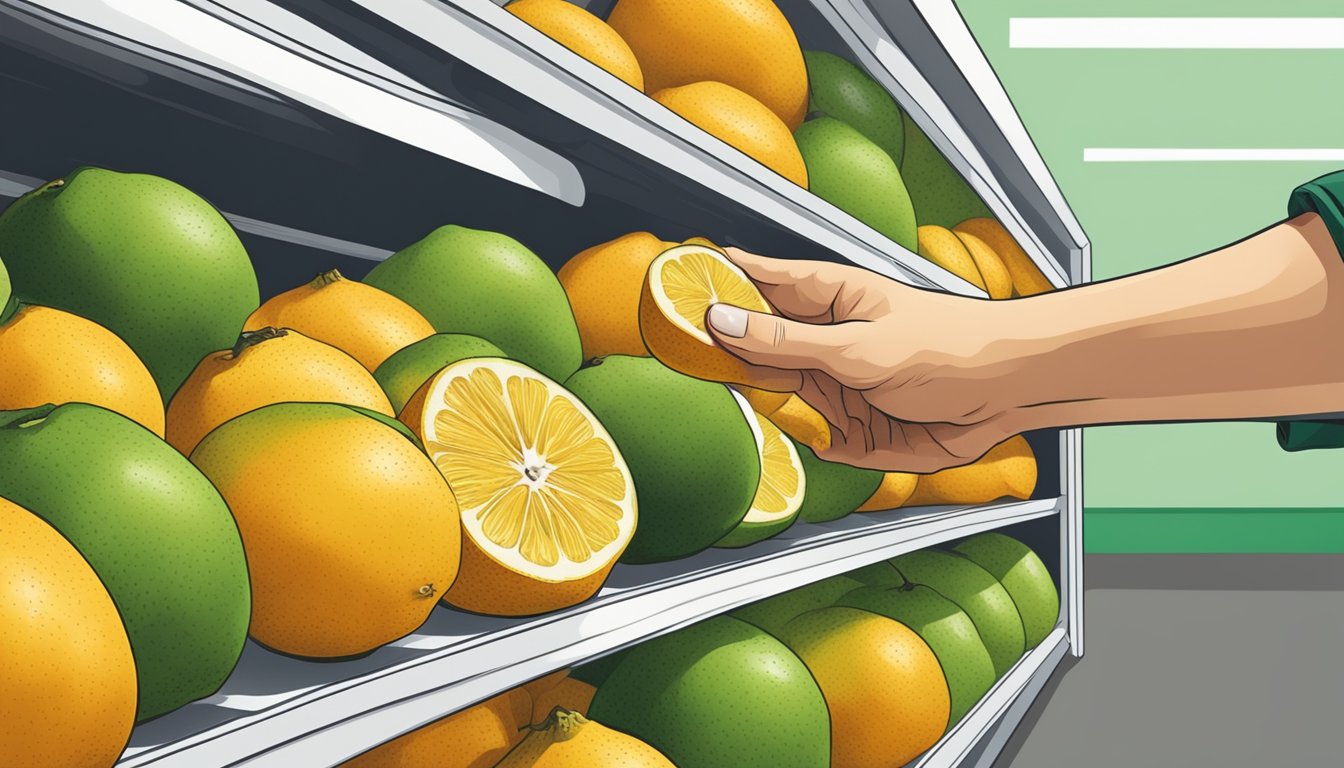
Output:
[706, 303, 846, 375]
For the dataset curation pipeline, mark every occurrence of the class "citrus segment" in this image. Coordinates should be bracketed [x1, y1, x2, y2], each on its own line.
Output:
[640, 244, 773, 386]
[717, 399, 804, 548]
[403, 358, 635, 615]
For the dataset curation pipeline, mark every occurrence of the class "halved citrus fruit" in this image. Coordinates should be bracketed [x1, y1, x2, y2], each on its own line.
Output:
[400, 357, 636, 616]
[640, 244, 774, 386]
[717, 395, 804, 548]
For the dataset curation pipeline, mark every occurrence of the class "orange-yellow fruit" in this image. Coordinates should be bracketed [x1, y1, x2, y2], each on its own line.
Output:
[736, 385, 792, 417]
[652, 82, 808, 187]
[0, 303, 164, 435]
[918, 225, 986, 291]
[779, 607, 949, 767]
[953, 218, 1056, 296]
[907, 435, 1038, 507]
[244, 269, 434, 372]
[190, 403, 460, 659]
[640, 244, 776, 386]
[507, 0, 645, 90]
[341, 688, 531, 768]
[559, 232, 677, 359]
[765, 394, 831, 453]
[609, 0, 809, 129]
[399, 358, 636, 616]
[954, 231, 1013, 300]
[856, 471, 919, 512]
[529, 677, 598, 723]
[1, 496, 137, 768]
[166, 327, 394, 455]
[496, 708, 676, 767]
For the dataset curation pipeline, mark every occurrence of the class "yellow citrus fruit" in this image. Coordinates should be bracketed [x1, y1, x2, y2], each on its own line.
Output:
[609, 0, 809, 129]
[191, 402, 460, 659]
[0, 303, 164, 435]
[528, 676, 598, 724]
[558, 232, 677, 359]
[1, 496, 137, 768]
[400, 357, 636, 616]
[718, 400, 804, 547]
[917, 225, 986, 291]
[507, 0, 645, 90]
[640, 244, 775, 387]
[954, 218, 1056, 296]
[341, 687, 531, 768]
[856, 471, 920, 512]
[768, 394, 832, 453]
[166, 327, 394, 455]
[652, 81, 808, 187]
[496, 708, 676, 768]
[954, 231, 1012, 300]
[735, 384, 792, 416]
[907, 435, 1038, 507]
[780, 607, 949, 767]
[244, 269, 435, 372]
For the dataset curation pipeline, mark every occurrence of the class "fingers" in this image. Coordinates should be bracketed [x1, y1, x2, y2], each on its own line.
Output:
[706, 303, 854, 379]
[723, 247, 873, 322]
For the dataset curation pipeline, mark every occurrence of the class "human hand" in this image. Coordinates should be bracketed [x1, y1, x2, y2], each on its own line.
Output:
[706, 247, 1031, 473]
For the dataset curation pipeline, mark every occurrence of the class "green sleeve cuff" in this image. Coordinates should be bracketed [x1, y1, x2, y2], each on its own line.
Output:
[1277, 170, 1344, 451]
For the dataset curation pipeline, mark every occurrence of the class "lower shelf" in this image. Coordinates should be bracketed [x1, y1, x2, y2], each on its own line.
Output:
[117, 497, 1061, 767]
[911, 626, 1071, 768]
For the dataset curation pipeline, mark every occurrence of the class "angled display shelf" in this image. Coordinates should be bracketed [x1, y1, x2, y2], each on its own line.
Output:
[115, 498, 1064, 768]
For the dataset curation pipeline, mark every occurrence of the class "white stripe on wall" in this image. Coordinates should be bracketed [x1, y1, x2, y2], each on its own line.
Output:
[1084, 148, 1344, 163]
[1010, 17, 1344, 49]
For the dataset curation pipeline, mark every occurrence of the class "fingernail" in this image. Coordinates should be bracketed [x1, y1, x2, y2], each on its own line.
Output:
[707, 304, 747, 338]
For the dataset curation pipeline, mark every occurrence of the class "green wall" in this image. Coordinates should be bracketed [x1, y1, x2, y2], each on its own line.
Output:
[953, 0, 1344, 549]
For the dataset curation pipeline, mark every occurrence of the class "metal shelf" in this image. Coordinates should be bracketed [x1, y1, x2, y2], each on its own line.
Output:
[910, 626, 1071, 768]
[116, 497, 1063, 768]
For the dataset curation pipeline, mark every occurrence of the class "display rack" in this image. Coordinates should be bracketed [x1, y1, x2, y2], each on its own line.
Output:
[0, 0, 1088, 765]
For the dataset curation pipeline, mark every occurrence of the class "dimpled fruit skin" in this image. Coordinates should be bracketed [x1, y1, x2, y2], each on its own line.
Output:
[565, 356, 759, 563]
[891, 549, 1026, 678]
[190, 402, 460, 659]
[0, 402, 249, 721]
[587, 616, 830, 768]
[804, 50, 905, 165]
[731, 574, 865, 637]
[1, 496, 137, 768]
[794, 440, 883, 523]
[558, 231, 675, 360]
[795, 117, 918, 251]
[608, 0, 809, 129]
[952, 532, 1059, 648]
[652, 82, 808, 187]
[364, 225, 582, 383]
[0, 167, 259, 399]
[374, 333, 504, 415]
[901, 115, 993, 229]
[506, 0, 644, 90]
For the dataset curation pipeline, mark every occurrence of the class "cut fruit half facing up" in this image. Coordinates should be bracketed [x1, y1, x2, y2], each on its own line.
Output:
[399, 357, 636, 616]
[717, 391, 805, 548]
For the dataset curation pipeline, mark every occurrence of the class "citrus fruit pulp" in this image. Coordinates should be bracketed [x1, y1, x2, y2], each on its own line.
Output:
[717, 399, 804, 548]
[402, 357, 636, 615]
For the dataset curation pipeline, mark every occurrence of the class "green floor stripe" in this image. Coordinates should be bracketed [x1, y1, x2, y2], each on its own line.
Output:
[1086, 508, 1344, 553]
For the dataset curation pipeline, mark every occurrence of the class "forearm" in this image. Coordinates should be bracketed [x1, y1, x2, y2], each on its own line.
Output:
[993, 212, 1344, 431]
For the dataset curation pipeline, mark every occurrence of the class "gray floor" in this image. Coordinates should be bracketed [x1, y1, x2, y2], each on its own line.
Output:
[995, 554, 1344, 767]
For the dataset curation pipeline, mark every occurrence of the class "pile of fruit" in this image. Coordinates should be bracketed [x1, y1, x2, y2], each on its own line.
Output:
[504, 0, 1056, 297]
[0, 158, 1042, 765]
[341, 531, 1059, 767]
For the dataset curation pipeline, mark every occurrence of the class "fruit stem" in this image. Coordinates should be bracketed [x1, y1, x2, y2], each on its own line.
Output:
[497, 708, 585, 766]
[229, 327, 287, 359]
[0, 403, 57, 430]
[309, 268, 345, 289]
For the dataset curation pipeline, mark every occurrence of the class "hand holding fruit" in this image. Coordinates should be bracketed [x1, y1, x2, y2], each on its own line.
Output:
[705, 247, 1020, 473]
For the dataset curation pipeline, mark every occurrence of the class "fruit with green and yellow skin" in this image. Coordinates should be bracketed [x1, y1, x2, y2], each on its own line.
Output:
[364, 225, 582, 382]
[794, 117, 917, 251]
[0, 402, 249, 721]
[0, 167, 259, 398]
[587, 616, 830, 768]
[565, 356, 759, 563]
